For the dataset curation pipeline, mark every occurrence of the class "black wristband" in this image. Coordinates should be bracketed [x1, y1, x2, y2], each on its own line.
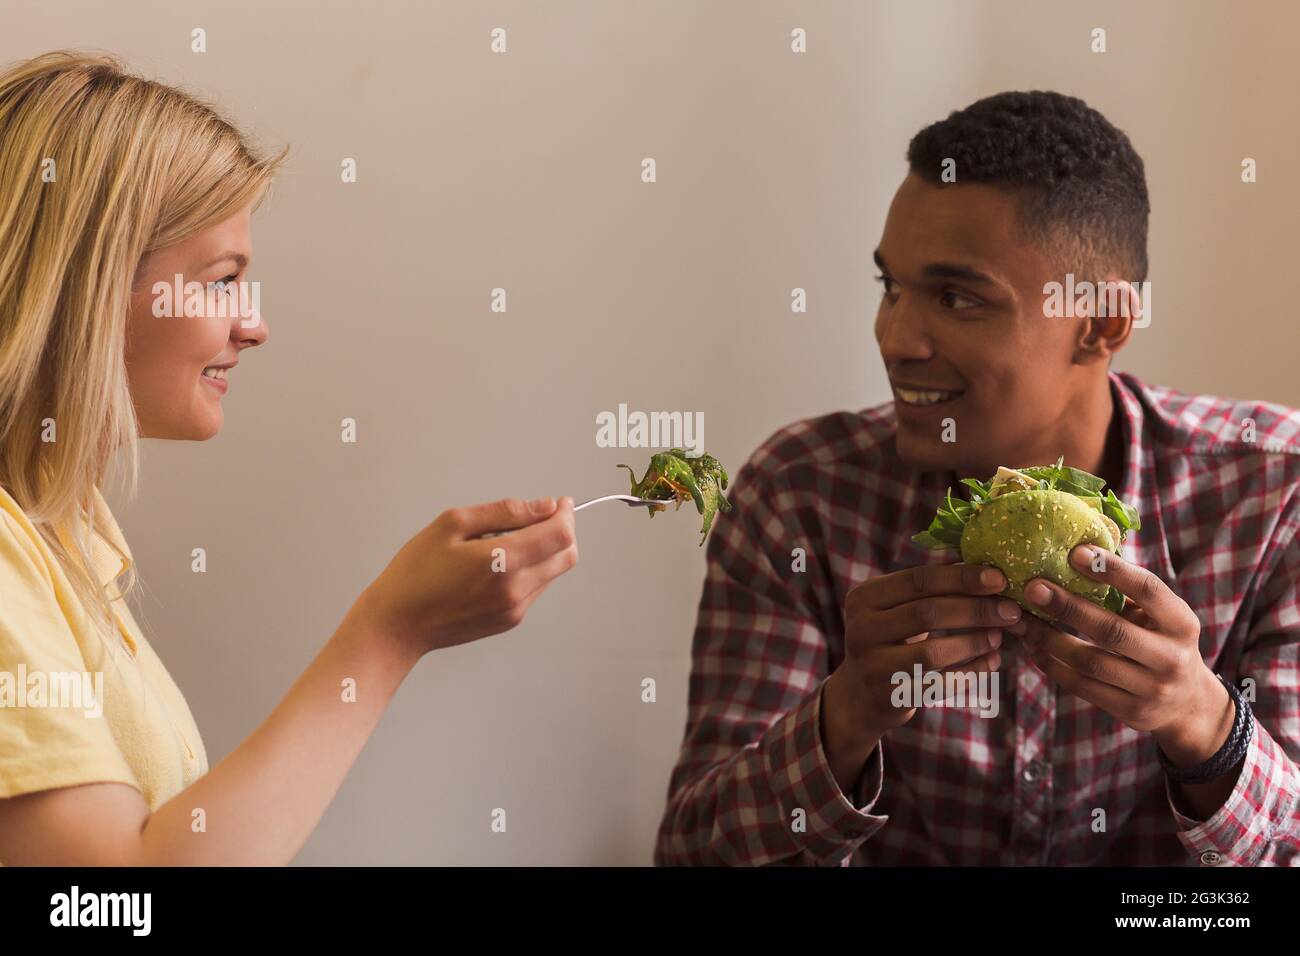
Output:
[1157, 673, 1253, 784]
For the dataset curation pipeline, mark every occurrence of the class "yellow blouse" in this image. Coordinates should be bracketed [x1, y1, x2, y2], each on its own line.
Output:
[0, 485, 207, 821]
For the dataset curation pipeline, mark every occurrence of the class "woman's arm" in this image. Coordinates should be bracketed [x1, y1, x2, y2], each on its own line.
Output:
[0, 496, 578, 865]
[0, 612, 413, 865]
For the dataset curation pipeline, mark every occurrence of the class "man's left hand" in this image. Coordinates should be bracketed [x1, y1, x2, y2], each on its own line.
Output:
[1011, 545, 1234, 768]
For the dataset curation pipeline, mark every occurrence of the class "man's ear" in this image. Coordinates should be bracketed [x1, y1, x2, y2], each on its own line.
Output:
[1076, 278, 1138, 360]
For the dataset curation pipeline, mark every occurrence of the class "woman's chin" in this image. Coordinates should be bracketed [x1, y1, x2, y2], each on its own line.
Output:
[188, 388, 225, 439]
[191, 412, 223, 440]
[141, 412, 223, 441]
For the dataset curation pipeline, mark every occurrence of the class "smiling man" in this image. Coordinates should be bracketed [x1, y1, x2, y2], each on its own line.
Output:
[655, 91, 1300, 866]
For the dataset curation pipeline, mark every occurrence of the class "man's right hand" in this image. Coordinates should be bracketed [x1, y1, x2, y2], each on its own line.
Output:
[820, 562, 1022, 795]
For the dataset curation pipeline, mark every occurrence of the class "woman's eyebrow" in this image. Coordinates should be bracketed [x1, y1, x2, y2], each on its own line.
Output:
[195, 251, 248, 272]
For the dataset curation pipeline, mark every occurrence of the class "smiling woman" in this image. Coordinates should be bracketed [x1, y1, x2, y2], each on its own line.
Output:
[0, 50, 578, 866]
[0, 49, 285, 641]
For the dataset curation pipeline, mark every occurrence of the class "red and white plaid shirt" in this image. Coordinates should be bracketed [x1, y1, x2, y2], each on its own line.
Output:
[655, 370, 1300, 866]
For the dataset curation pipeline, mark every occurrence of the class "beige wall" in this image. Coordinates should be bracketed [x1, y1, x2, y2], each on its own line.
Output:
[3, 0, 1296, 864]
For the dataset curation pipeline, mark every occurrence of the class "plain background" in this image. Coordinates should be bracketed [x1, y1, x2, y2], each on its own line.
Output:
[3, 0, 1297, 864]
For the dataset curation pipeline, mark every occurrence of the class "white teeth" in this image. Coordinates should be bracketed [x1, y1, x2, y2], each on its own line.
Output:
[897, 387, 961, 406]
[202, 367, 228, 380]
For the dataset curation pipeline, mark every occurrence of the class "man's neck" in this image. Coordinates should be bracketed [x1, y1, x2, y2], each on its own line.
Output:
[1072, 374, 1123, 487]
[950, 374, 1122, 485]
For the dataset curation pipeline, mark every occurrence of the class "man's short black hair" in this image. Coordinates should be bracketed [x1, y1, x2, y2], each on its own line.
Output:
[907, 91, 1150, 283]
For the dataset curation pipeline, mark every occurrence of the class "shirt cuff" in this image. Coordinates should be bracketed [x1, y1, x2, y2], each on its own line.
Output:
[761, 678, 889, 865]
[1164, 716, 1300, 866]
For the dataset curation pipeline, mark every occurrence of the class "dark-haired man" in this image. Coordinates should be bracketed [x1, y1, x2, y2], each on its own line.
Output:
[655, 91, 1300, 866]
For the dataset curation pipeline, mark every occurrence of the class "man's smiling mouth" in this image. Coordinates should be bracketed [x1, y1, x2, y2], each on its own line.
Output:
[893, 385, 964, 407]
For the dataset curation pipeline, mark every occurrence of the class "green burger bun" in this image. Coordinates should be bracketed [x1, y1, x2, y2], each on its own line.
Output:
[912, 457, 1141, 620]
[960, 489, 1115, 616]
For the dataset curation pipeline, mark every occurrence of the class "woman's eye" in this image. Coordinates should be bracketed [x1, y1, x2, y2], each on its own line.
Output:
[940, 289, 981, 310]
[210, 275, 239, 296]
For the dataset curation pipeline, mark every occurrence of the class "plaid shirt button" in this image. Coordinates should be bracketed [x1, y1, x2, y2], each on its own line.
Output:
[1022, 760, 1044, 783]
[1200, 850, 1224, 866]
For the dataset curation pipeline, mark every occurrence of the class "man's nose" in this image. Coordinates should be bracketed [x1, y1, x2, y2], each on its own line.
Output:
[876, 298, 932, 364]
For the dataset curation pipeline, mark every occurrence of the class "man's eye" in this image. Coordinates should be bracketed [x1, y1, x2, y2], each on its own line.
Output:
[940, 289, 981, 310]
[874, 274, 896, 296]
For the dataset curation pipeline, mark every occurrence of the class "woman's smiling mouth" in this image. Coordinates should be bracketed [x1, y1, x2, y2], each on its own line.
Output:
[201, 364, 232, 393]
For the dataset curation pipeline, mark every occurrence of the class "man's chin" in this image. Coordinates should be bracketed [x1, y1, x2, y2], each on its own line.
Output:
[893, 427, 989, 475]
[894, 426, 952, 470]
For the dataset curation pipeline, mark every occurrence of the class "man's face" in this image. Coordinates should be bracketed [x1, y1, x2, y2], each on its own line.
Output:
[873, 172, 1089, 477]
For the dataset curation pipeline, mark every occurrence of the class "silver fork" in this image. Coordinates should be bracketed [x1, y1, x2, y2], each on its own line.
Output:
[573, 494, 671, 513]
[477, 494, 672, 538]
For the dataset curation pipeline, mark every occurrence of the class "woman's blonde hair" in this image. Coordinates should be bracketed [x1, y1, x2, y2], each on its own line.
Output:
[0, 50, 286, 644]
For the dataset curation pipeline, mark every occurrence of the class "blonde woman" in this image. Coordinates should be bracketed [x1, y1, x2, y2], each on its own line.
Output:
[0, 51, 578, 865]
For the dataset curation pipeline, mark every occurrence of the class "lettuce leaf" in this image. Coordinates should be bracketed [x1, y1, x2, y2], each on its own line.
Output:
[912, 456, 1141, 550]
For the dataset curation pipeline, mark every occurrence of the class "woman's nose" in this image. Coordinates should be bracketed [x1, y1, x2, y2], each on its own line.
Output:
[234, 305, 268, 348]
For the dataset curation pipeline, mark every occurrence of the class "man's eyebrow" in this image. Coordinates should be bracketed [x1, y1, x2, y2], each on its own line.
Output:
[873, 249, 1001, 286]
[921, 262, 1000, 285]
[195, 251, 248, 272]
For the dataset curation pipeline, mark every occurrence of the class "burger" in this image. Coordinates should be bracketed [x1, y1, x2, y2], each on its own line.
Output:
[912, 456, 1141, 618]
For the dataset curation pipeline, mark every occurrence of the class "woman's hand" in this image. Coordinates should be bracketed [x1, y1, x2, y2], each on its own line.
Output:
[350, 496, 579, 659]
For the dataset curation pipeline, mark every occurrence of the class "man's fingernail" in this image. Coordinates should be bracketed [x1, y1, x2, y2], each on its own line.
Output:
[1074, 545, 1098, 563]
[527, 497, 555, 514]
[989, 632, 1003, 649]
[981, 568, 1004, 588]
[998, 600, 1021, 621]
[1026, 581, 1051, 605]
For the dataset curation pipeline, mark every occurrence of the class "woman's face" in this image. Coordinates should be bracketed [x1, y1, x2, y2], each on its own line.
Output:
[126, 205, 268, 440]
